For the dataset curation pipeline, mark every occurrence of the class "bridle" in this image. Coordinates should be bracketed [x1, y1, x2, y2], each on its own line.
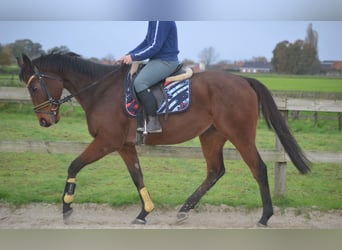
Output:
[25, 65, 123, 117]
[26, 66, 79, 120]
[26, 68, 68, 118]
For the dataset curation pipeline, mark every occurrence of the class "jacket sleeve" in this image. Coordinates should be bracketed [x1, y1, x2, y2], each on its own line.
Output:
[128, 38, 148, 57]
[129, 21, 170, 61]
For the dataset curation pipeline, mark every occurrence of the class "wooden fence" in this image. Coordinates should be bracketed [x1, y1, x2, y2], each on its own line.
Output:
[1, 87, 342, 196]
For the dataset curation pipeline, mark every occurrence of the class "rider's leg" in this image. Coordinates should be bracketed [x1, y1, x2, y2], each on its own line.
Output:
[134, 59, 178, 133]
[137, 89, 161, 133]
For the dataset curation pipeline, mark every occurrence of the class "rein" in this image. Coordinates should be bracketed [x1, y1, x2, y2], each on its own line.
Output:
[26, 65, 124, 114]
[59, 68, 122, 103]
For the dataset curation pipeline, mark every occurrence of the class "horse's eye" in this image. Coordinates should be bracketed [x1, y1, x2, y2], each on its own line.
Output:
[31, 84, 38, 92]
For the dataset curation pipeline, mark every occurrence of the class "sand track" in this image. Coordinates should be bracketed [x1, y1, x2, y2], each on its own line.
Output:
[0, 203, 341, 229]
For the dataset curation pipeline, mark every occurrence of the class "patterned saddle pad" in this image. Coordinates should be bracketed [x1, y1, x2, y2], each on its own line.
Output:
[124, 74, 191, 117]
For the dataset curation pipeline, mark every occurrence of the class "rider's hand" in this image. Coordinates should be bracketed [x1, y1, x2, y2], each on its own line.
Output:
[119, 55, 132, 64]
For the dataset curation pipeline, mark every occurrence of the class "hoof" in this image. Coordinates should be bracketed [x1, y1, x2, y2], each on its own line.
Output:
[132, 218, 146, 225]
[256, 222, 268, 228]
[63, 208, 73, 221]
[176, 212, 188, 223]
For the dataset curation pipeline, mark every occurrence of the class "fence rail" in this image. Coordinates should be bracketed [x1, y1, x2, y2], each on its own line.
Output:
[1, 140, 341, 164]
[0, 87, 76, 104]
[1, 87, 342, 196]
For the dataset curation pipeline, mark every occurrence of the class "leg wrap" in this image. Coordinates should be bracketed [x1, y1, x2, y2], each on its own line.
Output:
[63, 178, 76, 204]
[140, 187, 154, 213]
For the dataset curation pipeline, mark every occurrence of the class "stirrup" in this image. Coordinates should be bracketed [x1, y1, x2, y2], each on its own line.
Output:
[147, 127, 162, 133]
[146, 116, 162, 133]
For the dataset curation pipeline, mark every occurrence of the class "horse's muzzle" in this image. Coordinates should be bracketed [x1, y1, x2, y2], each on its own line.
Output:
[40, 118, 51, 127]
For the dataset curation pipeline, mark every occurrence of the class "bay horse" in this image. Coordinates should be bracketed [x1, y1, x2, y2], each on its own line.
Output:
[17, 52, 310, 226]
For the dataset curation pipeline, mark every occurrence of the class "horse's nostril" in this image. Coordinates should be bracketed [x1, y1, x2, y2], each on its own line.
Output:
[40, 118, 46, 126]
[40, 118, 51, 127]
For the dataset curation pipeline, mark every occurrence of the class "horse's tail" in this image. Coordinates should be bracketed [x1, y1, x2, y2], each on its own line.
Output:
[245, 77, 311, 174]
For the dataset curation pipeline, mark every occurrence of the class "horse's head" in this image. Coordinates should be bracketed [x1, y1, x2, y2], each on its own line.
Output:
[17, 54, 64, 127]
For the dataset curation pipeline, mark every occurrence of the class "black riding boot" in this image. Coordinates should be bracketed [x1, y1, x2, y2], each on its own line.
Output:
[137, 89, 162, 133]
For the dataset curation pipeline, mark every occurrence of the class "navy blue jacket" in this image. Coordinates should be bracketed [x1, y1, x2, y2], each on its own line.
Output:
[128, 21, 179, 61]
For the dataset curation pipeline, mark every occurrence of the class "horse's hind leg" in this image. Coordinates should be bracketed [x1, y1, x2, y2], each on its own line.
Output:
[232, 139, 273, 226]
[254, 152, 273, 226]
[177, 126, 226, 222]
[118, 142, 154, 224]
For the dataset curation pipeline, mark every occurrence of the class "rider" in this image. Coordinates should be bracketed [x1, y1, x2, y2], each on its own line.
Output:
[120, 21, 179, 133]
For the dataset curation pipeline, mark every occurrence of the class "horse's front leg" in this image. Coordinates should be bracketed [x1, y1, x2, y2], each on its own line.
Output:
[62, 138, 114, 219]
[118, 142, 154, 224]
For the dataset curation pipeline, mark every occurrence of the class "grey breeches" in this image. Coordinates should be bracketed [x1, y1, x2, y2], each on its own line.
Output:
[134, 59, 179, 93]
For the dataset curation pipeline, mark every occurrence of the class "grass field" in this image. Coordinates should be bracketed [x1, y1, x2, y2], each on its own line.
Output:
[0, 103, 341, 210]
[236, 73, 342, 93]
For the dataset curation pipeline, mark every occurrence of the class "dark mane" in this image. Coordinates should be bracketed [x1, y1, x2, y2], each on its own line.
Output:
[32, 51, 119, 79]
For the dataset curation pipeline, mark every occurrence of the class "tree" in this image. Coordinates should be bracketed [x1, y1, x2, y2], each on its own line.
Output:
[271, 23, 320, 74]
[181, 58, 195, 66]
[47, 45, 70, 54]
[10, 39, 45, 59]
[305, 23, 318, 50]
[289, 39, 305, 74]
[304, 23, 320, 73]
[271, 40, 290, 73]
[101, 53, 116, 64]
[198, 46, 219, 66]
[0, 44, 11, 66]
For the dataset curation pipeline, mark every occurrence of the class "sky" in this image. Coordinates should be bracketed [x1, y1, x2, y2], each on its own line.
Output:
[1, 0, 341, 62]
[1, 21, 341, 62]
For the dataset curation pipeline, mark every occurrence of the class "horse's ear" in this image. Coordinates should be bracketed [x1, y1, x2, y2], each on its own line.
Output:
[17, 54, 35, 81]
[21, 54, 32, 67]
[16, 56, 23, 67]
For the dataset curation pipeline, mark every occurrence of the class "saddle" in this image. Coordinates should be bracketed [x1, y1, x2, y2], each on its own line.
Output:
[124, 62, 193, 143]
[124, 62, 193, 119]
[129, 61, 192, 84]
